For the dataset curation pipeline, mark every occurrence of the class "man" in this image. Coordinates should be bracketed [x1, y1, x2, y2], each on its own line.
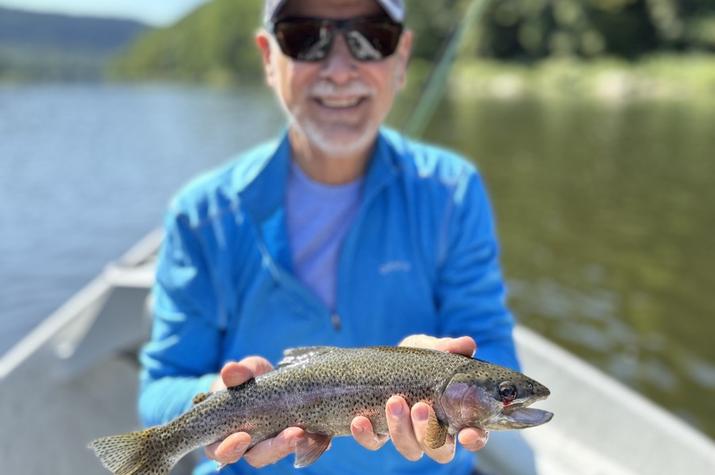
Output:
[139, 0, 520, 474]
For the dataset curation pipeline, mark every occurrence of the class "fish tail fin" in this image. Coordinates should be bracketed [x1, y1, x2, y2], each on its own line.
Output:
[89, 427, 174, 475]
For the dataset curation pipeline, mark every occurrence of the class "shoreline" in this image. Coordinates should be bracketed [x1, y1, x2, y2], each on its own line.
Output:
[445, 54, 715, 103]
[4, 54, 715, 104]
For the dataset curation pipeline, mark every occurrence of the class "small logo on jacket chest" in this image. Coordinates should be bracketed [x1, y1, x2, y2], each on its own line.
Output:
[379, 260, 412, 275]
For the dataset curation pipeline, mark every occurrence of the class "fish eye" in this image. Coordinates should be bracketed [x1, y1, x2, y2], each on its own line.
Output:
[499, 382, 517, 403]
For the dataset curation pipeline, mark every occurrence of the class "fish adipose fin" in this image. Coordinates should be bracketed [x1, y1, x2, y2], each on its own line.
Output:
[424, 411, 448, 449]
[278, 346, 338, 369]
[293, 432, 332, 468]
[89, 427, 173, 475]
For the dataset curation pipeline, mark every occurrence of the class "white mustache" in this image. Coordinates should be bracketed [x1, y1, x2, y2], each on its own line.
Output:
[310, 81, 374, 98]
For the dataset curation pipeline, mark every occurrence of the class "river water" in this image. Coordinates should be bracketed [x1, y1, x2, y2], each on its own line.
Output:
[0, 83, 283, 352]
[424, 96, 715, 438]
[1, 84, 713, 438]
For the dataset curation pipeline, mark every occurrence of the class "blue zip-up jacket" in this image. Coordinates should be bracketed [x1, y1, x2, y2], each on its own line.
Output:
[140, 128, 519, 475]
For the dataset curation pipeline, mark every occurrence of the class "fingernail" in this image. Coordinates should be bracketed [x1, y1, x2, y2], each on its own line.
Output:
[389, 403, 403, 417]
[414, 405, 429, 422]
[354, 424, 365, 434]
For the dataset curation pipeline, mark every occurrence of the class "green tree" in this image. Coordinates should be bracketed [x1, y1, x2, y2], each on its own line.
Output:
[463, 0, 715, 60]
[110, 0, 263, 83]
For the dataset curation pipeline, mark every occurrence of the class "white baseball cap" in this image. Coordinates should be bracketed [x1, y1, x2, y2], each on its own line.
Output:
[263, 0, 405, 25]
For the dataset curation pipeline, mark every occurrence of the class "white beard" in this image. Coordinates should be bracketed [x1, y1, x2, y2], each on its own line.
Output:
[292, 115, 377, 158]
[276, 80, 379, 159]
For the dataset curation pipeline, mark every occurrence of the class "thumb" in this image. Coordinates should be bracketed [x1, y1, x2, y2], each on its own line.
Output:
[220, 363, 256, 388]
[221, 356, 274, 388]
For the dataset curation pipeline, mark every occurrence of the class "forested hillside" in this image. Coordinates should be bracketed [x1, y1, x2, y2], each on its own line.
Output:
[110, 0, 715, 84]
[109, 0, 263, 84]
[457, 0, 715, 59]
[0, 7, 146, 53]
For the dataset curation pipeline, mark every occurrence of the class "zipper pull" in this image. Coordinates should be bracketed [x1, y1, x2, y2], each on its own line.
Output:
[331, 313, 342, 331]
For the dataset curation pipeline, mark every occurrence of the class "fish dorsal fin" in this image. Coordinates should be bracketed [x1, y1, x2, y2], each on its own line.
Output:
[293, 432, 332, 468]
[192, 392, 211, 405]
[277, 346, 337, 369]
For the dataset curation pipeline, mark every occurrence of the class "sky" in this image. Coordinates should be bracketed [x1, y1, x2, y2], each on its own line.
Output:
[0, 0, 209, 26]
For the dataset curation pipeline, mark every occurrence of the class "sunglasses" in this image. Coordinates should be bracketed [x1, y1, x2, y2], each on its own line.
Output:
[271, 16, 404, 62]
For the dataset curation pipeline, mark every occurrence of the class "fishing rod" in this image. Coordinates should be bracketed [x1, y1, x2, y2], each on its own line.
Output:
[403, 0, 488, 138]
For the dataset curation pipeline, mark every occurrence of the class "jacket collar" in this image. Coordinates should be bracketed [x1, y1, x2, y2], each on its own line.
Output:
[231, 133, 291, 223]
[235, 129, 400, 270]
[237, 128, 400, 224]
[363, 129, 400, 203]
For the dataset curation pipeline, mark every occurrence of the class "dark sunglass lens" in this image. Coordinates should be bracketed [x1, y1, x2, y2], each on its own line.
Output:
[275, 21, 333, 61]
[350, 21, 402, 60]
[345, 31, 383, 61]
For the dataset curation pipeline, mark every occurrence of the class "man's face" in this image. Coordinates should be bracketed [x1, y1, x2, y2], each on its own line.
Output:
[257, 0, 412, 158]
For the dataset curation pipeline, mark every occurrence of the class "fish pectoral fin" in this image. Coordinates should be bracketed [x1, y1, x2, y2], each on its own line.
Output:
[293, 432, 332, 468]
[424, 411, 448, 449]
[192, 392, 211, 405]
[278, 347, 338, 369]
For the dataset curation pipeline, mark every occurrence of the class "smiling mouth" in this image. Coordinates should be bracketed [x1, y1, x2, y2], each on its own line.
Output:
[314, 96, 367, 109]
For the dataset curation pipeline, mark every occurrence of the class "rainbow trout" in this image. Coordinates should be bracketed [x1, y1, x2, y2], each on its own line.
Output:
[90, 346, 552, 474]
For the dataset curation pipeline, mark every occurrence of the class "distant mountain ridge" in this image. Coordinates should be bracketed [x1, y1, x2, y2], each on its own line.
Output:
[0, 6, 151, 81]
[0, 6, 148, 53]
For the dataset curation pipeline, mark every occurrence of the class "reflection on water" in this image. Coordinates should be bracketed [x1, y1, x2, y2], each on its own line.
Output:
[422, 97, 715, 437]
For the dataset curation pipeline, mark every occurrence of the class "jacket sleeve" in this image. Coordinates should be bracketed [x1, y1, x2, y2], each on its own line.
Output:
[138, 209, 222, 427]
[435, 170, 520, 371]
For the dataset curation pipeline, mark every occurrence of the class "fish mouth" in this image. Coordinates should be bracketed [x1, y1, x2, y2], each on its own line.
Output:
[483, 397, 553, 430]
[500, 406, 553, 428]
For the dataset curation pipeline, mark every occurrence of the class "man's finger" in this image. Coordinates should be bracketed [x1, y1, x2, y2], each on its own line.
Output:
[350, 416, 388, 451]
[457, 427, 489, 452]
[411, 403, 456, 464]
[398, 335, 477, 358]
[204, 432, 251, 465]
[433, 336, 476, 357]
[242, 427, 305, 468]
[221, 356, 274, 388]
[398, 334, 436, 350]
[385, 396, 423, 461]
[239, 356, 274, 377]
[219, 364, 253, 389]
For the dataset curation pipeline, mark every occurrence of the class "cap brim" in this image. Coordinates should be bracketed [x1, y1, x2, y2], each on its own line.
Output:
[265, 0, 404, 24]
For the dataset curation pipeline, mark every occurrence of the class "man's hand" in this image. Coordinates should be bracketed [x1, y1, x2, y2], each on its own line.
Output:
[204, 357, 305, 468]
[350, 335, 489, 464]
